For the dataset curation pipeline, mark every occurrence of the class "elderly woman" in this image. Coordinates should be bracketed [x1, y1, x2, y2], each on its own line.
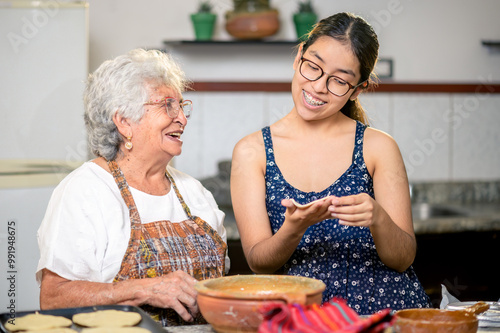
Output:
[36, 49, 228, 326]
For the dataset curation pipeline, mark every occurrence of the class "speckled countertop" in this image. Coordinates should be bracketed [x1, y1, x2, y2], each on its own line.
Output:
[412, 202, 500, 234]
[163, 323, 500, 332]
[199, 166, 500, 239]
[162, 322, 500, 332]
[193, 173, 500, 333]
[163, 324, 215, 333]
[221, 201, 500, 240]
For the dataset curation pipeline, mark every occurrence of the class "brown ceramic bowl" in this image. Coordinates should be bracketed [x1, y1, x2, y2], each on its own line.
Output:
[195, 275, 325, 333]
[225, 10, 280, 40]
[393, 308, 479, 333]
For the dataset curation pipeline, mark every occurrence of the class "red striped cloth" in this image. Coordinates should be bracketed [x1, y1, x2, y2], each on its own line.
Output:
[258, 297, 394, 333]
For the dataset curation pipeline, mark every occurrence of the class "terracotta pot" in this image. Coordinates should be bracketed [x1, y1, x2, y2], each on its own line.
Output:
[393, 308, 479, 333]
[225, 9, 279, 40]
[195, 275, 325, 333]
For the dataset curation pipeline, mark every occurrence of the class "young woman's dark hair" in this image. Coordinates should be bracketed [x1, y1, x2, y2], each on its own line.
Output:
[301, 12, 379, 125]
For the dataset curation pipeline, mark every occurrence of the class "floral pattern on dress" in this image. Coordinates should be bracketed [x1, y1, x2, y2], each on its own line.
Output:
[262, 121, 430, 315]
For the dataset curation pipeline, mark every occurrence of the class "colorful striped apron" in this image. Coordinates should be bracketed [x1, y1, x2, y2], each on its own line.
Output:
[108, 160, 226, 326]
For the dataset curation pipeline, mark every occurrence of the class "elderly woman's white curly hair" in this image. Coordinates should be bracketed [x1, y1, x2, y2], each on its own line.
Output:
[83, 48, 190, 161]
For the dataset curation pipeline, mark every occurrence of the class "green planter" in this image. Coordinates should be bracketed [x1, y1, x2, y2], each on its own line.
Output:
[293, 12, 317, 41]
[191, 13, 217, 40]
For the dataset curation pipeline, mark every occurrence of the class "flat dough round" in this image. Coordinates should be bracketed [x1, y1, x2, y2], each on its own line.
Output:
[24, 329, 78, 333]
[72, 310, 142, 328]
[5, 313, 72, 331]
[81, 327, 150, 333]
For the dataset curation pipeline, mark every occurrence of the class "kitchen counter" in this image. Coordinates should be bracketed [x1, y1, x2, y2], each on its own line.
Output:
[412, 202, 500, 235]
[201, 162, 500, 239]
[222, 202, 500, 240]
[223, 202, 500, 300]
[164, 325, 215, 333]
[203, 171, 500, 299]
[162, 323, 500, 332]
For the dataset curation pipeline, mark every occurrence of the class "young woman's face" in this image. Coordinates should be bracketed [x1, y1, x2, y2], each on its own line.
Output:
[131, 84, 188, 160]
[291, 36, 363, 121]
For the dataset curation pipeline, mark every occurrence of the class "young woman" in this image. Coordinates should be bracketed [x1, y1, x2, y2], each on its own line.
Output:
[230, 12, 430, 314]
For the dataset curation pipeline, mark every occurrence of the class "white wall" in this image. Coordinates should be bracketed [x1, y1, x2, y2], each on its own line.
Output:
[81, 0, 500, 182]
[86, 0, 500, 82]
[2, 0, 498, 313]
[175, 91, 500, 182]
[0, 2, 88, 161]
[0, 2, 89, 311]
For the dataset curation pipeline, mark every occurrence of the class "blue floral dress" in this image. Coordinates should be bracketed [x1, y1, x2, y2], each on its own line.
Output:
[262, 121, 430, 315]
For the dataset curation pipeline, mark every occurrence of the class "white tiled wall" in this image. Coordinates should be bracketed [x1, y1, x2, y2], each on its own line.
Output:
[175, 92, 500, 182]
[391, 94, 451, 181]
[451, 94, 500, 180]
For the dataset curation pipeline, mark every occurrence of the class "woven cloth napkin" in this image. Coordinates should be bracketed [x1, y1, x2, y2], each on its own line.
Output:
[258, 297, 394, 333]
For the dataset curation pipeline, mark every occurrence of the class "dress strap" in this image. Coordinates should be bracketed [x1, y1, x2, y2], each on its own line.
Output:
[261, 126, 276, 164]
[352, 121, 367, 166]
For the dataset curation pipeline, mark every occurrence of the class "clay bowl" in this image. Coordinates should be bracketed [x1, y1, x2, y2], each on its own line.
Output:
[195, 275, 325, 333]
[225, 9, 280, 40]
[394, 308, 479, 333]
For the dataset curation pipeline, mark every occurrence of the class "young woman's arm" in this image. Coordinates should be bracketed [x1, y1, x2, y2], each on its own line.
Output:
[328, 128, 416, 272]
[230, 132, 332, 273]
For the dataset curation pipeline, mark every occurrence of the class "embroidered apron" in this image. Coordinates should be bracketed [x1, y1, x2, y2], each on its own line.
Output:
[108, 160, 227, 326]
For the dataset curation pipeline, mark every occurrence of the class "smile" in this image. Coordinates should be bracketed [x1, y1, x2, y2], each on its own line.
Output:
[303, 90, 326, 107]
[167, 131, 183, 142]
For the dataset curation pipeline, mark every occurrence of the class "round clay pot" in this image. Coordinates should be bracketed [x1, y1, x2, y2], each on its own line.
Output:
[394, 308, 478, 333]
[225, 9, 280, 40]
[195, 275, 325, 333]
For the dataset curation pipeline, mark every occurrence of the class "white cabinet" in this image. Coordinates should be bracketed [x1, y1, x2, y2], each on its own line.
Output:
[0, 1, 89, 311]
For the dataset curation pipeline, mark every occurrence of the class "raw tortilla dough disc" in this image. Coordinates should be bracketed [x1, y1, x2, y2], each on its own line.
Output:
[290, 197, 328, 208]
[4, 313, 72, 331]
[72, 310, 142, 328]
[81, 327, 150, 333]
[24, 329, 78, 333]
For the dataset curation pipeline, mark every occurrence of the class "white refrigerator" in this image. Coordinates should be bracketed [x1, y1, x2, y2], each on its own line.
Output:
[0, 1, 89, 311]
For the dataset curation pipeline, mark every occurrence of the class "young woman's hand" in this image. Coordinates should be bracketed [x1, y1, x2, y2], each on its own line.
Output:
[281, 196, 334, 231]
[327, 193, 381, 227]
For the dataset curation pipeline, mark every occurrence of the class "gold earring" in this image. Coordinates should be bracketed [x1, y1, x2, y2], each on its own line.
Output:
[125, 136, 133, 150]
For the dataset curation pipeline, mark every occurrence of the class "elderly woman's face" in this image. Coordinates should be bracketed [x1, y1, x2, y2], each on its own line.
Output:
[131, 84, 188, 160]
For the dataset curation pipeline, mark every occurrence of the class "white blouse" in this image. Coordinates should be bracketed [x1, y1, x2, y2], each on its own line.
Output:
[36, 161, 229, 285]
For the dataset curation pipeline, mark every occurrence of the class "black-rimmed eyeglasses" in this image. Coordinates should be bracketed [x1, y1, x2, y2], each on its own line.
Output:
[299, 57, 367, 97]
[144, 97, 193, 119]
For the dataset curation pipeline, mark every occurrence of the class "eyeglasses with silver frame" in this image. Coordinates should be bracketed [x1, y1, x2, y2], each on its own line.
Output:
[299, 57, 367, 97]
[144, 97, 193, 119]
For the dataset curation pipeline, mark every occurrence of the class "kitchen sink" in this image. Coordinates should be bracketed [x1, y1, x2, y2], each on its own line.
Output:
[412, 202, 467, 220]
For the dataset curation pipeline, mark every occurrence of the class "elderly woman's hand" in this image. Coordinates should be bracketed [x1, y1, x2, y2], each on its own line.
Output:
[136, 270, 199, 322]
[40, 269, 200, 322]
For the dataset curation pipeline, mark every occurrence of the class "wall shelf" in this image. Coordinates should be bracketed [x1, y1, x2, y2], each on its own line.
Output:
[161, 40, 500, 93]
[482, 40, 500, 47]
[163, 39, 299, 46]
[189, 81, 500, 93]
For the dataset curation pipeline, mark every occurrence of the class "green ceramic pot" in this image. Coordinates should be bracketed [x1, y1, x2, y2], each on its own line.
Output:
[293, 12, 317, 41]
[233, 0, 270, 12]
[191, 13, 217, 40]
